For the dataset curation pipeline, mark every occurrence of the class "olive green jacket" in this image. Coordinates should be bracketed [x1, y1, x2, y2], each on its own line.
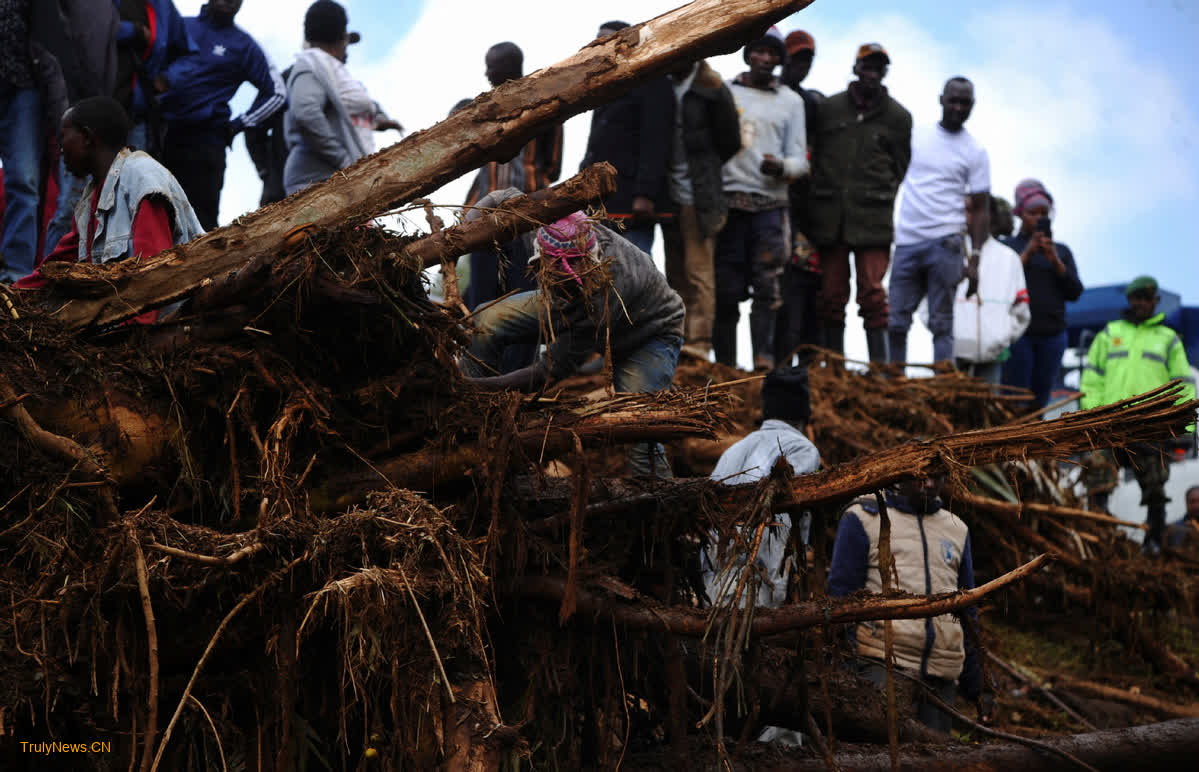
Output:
[807, 87, 912, 247]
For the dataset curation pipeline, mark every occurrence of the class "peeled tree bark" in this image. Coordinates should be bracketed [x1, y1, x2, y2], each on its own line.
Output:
[34, 0, 815, 330]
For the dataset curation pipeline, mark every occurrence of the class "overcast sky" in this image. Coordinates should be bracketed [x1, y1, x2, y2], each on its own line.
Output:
[175, 0, 1199, 368]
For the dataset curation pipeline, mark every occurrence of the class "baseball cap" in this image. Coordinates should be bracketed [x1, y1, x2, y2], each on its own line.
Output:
[785, 30, 815, 56]
[856, 43, 890, 63]
[1125, 276, 1158, 297]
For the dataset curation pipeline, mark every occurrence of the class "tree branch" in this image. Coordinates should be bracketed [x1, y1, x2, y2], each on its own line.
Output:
[514, 554, 1049, 637]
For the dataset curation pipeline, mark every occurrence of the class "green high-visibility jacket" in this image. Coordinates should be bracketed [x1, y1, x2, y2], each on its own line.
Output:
[1079, 312, 1196, 431]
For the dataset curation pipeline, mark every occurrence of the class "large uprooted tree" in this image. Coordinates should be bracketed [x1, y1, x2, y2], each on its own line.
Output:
[3, 1, 1198, 770]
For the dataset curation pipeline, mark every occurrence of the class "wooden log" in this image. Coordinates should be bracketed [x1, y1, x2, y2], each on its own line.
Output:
[34, 0, 814, 330]
[952, 489, 1146, 531]
[769, 384, 1196, 513]
[1053, 679, 1199, 719]
[401, 163, 617, 269]
[513, 554, 1049, 637]
[531, 385, 1196, 534]
[312, 396, 727, 511]
[699, 717, 1199, 771]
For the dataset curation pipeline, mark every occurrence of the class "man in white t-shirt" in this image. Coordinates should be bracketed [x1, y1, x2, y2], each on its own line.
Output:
[888, 77, 991, 365]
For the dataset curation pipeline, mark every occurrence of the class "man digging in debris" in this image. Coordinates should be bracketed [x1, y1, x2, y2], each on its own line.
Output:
[460, 193, 684, 479]
[828, 472, 992, 733]
[1081, 275, 1196, 556]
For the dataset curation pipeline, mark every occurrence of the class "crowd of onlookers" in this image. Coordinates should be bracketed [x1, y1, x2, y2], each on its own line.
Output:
[0, 1, 1079, 398]
[0, 2, 1193, 547]
[1, 2, 1195, 731]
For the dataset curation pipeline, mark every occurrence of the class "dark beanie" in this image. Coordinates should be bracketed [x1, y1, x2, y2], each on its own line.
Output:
[761, 366, 811, 424]
[743, 25, 788, 66]
[304, 0, 348, 45]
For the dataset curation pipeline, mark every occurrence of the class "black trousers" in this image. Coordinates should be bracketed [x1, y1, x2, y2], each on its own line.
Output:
[774, 264, 823, 366]
[163, 136, 227, 231]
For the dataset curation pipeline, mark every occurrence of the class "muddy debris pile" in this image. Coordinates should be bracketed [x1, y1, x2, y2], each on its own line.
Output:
[2, 0, 1199, 764]
[3, 230, 1196, 769]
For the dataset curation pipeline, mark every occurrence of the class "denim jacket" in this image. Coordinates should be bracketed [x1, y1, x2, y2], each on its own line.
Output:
[73, 148, 203, 264]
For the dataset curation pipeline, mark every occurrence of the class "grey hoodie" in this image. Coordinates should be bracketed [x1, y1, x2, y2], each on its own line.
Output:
[283, 48, 368, 194]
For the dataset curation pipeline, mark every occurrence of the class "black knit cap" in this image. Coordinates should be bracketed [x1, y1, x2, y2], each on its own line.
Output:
[743, 26, 789, 66]
[304, 0, 353, 45]
[761, 366, 811, 424]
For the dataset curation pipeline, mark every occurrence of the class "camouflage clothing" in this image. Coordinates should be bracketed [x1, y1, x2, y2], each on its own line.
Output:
[1085, 445, 1170, 507]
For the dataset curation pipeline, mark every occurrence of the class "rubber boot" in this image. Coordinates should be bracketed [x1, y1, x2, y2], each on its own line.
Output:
[823, 324, 845, 355]
[888, 328, 908, 365]
[713, 304, 739, 368]
[1144, 502, 1167, 556]
[865, 327, 889, 364]
[749, 307, 775, 371]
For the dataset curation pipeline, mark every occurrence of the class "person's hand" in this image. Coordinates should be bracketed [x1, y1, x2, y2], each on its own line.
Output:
[152, 74, 169, 94]
[976, 694, 996, 725]
[1020, 235, 1041, 265]
[760, 154, 785, 178]
[964, 252, 980, 298]
[462, 363, 548, 393]
[631, 195, 656, 223]
[462, 374, 506, 392]
[1041, 236, 1059, 263]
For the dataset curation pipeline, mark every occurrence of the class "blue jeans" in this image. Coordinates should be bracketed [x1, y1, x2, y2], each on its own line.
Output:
[957, 359, 1003, 385]
[465, 290, 680, 477]
[45, 157, 88, 254]
[1002, 331, 1067, 409]
[127, 122, 150, 154]
[465, 235, 539, 373]
[620, 223, 655, 255]
[888, 235, 965, 364]
[0, 86, 43, 281]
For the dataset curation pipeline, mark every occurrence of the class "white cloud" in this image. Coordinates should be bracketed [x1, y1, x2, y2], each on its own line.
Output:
[170, 1, 1198, 371]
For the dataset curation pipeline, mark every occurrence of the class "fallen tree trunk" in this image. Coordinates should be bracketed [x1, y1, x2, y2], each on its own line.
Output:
[514, 554, 1049, 637]
[1052, 679, 1199, 719]
[35, 0, 814, 330]
[952, 489, 1146, 531]
[402, 163, 617, 269]
[314, 392, 729, 510]
[531, 385, 1196, 531]
[772, 384, 1195, 513]
[700, 717, 1199, 771]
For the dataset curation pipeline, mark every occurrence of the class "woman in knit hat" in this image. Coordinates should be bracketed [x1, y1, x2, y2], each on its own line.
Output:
[999, 179, 1084, 408]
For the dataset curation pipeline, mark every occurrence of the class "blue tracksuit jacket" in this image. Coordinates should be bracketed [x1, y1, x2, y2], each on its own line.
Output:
[160, 6, 285, 140]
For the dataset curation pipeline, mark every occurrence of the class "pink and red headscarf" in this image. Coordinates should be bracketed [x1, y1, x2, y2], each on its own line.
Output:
[535, 212, 597, 286]
[1012, 178, 1054, 216]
